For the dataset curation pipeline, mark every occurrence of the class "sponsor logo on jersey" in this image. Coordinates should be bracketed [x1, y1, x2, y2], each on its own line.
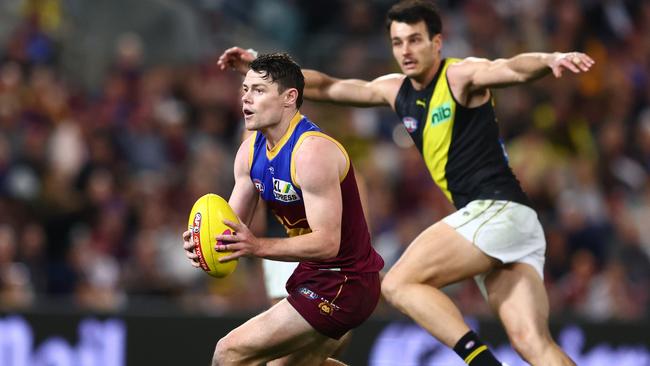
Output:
[253, 179, 265, 193]
[416, 98, 427, 108]
[273, 178, 300, 202]
[402, 116, 418, 133]
[431, 102, 452, 125]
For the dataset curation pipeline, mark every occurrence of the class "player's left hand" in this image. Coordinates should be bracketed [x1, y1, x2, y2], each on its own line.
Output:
[549, 52, 595, 78]
[215, 219, 260, 262]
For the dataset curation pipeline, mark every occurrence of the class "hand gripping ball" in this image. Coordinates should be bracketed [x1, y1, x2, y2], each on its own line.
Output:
[187, 193, 239, 277]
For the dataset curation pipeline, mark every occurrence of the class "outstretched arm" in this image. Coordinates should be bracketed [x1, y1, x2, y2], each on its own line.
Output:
[215, 136, 347, 262]
[447, 51, 594, 106]
[217, 46, 403, 108]
[449, 52, 594, 91]
[302, 70, 403, 108]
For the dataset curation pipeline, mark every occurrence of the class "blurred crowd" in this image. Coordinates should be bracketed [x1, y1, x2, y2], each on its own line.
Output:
[1, 0, 649, 322]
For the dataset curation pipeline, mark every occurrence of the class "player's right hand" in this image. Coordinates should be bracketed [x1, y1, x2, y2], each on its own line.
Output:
[217, 47, 257, 75]
[182, 229, 201, 268]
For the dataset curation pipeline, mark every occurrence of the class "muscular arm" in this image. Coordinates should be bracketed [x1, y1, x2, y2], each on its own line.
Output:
[447, 52, 594, 105]
[260, 136, 345, 260]
[228, 135, 259, 226]
[216, 46, 403, 109]
[303, 69, 404, 108]
[217, 136, 347, 262]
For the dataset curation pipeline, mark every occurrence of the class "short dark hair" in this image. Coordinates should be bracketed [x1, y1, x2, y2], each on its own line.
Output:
[249, 52, 304, 108]
[386, 0, 442, 38]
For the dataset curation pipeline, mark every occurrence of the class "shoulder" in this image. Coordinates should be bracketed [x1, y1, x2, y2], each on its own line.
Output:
[235, 133, 257, 171]
[446, 57, 490, 81]
[294, 133, 347, 168]
[292, 133, 348, 188]
[372, 73, 407, 93]
[370, 73, 408, 109]
[372, 73, 407, 85]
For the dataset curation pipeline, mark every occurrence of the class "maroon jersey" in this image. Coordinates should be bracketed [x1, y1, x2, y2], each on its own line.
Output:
[249, 113, 384, 273]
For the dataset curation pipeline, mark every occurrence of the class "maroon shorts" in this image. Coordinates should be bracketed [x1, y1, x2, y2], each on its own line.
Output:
[286, 268, 380, 339]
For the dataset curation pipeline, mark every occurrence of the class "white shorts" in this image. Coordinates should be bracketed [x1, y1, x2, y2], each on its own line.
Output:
[442, 200, 546, 298]
[262, 259, 299, 300]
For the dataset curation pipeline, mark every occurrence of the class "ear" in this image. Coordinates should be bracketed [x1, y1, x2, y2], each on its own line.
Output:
[432, 33, 443, 53]
[283, 88, 298, 107]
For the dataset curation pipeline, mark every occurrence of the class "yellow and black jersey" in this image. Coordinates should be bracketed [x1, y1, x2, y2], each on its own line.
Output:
[394, 58, 530, 210]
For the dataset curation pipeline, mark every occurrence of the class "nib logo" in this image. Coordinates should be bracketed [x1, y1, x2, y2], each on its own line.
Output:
[430, 102, 452, 125]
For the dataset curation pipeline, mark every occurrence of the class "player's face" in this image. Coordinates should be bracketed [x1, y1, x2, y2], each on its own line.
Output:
[241, 70, 288, 131]
[390, 21, 441, 79]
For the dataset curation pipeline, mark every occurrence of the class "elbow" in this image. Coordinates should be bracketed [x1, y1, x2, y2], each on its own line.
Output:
[322, 242, 340, 260]
[316, 233, 340, 260]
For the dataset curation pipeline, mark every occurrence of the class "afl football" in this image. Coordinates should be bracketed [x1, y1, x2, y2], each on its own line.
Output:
[187, 193, 239, 277]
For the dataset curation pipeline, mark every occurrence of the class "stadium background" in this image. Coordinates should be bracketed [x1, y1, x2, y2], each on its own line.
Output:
[0, 0, 649, 365]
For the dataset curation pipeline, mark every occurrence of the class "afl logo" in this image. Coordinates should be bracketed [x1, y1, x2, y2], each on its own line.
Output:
[402, 117, 418, 133]
[253, 179, 265, 193]
[192, 213, 202, 233]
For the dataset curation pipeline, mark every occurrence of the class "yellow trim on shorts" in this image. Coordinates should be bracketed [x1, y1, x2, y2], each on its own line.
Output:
[289, 131, 350, 188]
[464, 345, 487, 364]
[330, 275, 348, 306]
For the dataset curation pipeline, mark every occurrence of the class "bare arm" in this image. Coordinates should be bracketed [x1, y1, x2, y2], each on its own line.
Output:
[448, 52, 594, 99]
[228, 134, 260, 226]
[216, 136, 346, 262]
[302, 69, 404, 108]
[216, 46, 404, 108]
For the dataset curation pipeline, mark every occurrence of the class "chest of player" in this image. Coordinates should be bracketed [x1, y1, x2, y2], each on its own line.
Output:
[250, 147, 304, 205]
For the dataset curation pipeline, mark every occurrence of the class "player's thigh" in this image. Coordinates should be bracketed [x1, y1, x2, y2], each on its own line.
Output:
[221, 299, 329, 361]
[387, 221, 498, 288]
[484, 263, 551, 340]
[267, 333, 346, 366]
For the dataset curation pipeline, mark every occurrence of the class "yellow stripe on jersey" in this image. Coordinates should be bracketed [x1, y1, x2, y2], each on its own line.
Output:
[248, 131, 257, 170]
[273, 213, 312, 237]
[286, 227, 313, 237]
[290, 131, 350, 189]
[266, 112, 303, 160]
[421, 58, 460, 202]
[271, 213, 311, 237]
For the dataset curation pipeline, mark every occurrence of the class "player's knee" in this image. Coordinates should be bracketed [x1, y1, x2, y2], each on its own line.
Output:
[213, 336, 248, 366]
[381, 270, 404, 305]
[506, 324, 548, 360]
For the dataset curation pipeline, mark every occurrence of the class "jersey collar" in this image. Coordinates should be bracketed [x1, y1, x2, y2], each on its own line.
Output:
[266, 112, 303, 160]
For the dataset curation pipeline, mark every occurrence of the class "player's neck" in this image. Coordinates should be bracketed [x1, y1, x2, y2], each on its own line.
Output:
[410, 57, 442, 91]
[264, 110, 300, 150]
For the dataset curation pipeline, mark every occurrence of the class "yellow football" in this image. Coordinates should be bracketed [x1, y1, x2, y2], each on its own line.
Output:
[187, 193, 239, 278]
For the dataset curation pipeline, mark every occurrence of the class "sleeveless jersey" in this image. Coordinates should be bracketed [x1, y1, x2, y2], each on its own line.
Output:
[249, 113, 384, 273]
[394, 58, 530, 209]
